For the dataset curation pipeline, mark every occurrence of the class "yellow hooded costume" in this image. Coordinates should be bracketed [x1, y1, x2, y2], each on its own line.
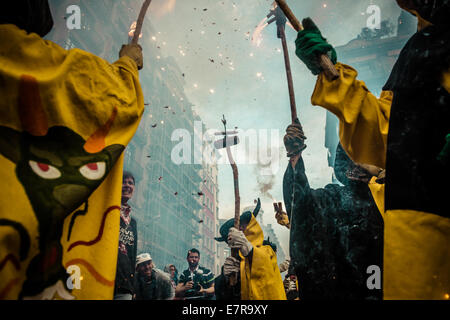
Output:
[240, 214, 287, 300]
[0, 24, 144, 299]
[309, 3, 450, 299]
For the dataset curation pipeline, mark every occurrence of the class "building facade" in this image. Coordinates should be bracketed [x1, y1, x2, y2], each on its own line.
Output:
[45, 0, 219, 274]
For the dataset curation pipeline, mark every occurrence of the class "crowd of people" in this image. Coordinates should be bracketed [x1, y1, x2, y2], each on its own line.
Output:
[0, 0, 448, 300]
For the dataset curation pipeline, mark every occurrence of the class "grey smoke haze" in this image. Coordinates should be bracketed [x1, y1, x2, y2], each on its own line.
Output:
[129, 0, 405, 255]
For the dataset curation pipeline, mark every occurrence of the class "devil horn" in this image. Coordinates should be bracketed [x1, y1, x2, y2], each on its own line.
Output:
[18, 75, 48, 136]
[84, 107, 118, 154]
[253, 198, 261, 218]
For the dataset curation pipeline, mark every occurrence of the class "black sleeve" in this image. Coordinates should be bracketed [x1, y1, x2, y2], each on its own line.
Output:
[283, 157, 312, 220]
[179, 270, 188, 284]
[134, 276, 142, 300]
[214, 269, 240, 300]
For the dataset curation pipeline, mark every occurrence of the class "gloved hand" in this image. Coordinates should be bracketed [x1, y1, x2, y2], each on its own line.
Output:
[275, 211, 290, 229]
[375, 169, 386, 184]
[227, 227, 253, 257]
[284, 120, 307, 157]
[279, 258, 291, 273]
[119, 44, 143, 70]
[295, 18, 337, 75]
[283, 276, 297, 293]
[223, 256, 240, 277]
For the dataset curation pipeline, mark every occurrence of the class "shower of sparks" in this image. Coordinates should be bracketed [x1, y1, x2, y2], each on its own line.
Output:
[251, 17, 269, 47]
[128, 21, 143, 39]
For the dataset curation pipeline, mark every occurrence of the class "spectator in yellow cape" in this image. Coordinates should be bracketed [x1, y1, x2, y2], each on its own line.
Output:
[214, 198, 287, 300]
[0, 0, 145, 299]
[293, 0, 450, 299]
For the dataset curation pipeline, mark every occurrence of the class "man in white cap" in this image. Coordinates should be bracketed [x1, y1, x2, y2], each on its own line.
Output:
[135, 253, 174, 300]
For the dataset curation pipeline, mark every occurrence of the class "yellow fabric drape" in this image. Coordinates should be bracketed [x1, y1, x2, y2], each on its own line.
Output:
[311, 62, 450, 300]
[0, 24, 144, 300]
[240, 214, 287, 300]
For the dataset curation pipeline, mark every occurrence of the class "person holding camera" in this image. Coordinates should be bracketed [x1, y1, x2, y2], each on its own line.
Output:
[175, 248, 215, 300]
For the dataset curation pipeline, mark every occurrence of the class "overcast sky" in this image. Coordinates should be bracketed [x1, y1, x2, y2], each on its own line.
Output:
[133, 0, 402, 256]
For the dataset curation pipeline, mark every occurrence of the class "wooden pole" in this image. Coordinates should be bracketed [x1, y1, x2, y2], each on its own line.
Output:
[226, 147, 240, 231]
[222, 116, 240, 286]
[278, 23, 298, 124]
[131, 0, 152, 45]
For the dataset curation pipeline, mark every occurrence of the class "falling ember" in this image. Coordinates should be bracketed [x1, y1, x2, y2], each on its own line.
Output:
[151, 36, 156, 41]
[209, 89, 215, 94]
[445, 293, 450, 299]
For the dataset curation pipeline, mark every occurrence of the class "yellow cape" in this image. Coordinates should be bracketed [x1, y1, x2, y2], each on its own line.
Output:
[240, 214, 287, 300]
[312, 62, 450, 300]
[0, 24, 144, 300]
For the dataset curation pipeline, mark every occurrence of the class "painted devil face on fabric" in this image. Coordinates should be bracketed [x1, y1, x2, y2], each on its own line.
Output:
[0, 75, 123, 220]
[4, 127, 123, 217]
[0, 74, 124, 299]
